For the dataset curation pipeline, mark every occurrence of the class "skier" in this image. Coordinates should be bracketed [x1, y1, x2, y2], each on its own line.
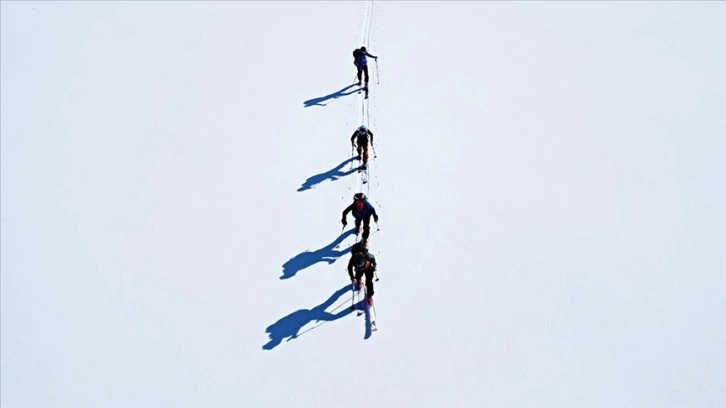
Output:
[352, 46, 378, 87]
[341, 193, 378, 245]
[348, 241, 377, 306]
[351, 125, 374, 168]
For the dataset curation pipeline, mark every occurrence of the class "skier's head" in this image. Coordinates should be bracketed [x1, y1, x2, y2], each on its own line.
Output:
[361, 46, 367, 52]
[354, 193, 367, 201]
[358, 125, 367, 132]
[354, 256, 366, 269]
[355, 201, 365, 211]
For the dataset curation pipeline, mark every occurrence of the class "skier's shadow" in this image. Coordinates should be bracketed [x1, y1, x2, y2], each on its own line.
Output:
[280, 229, 355, 280]
[298, 157, 359, 192]
[262, 285, 357, 350]
[303, 83, 360, 107]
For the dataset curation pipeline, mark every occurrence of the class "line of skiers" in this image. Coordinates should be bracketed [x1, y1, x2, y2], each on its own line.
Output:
[344, 46, 380, 307]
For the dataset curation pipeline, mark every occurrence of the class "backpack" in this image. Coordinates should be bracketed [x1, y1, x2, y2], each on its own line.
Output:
[356, 130, 369, 145]
[353, 49, 362, 58]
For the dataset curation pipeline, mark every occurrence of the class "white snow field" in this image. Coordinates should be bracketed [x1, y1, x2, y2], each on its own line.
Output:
[2, 1, 725, 407]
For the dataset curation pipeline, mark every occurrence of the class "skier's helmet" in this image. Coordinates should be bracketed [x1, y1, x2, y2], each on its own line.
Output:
[354, 193, 367, 201]
[358, 125, 367, 132]
[361, 46, 367, 52]
[355, 257, 366, 269]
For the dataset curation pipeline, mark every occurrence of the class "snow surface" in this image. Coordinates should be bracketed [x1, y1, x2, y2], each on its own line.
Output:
[2, 1, 725, 407]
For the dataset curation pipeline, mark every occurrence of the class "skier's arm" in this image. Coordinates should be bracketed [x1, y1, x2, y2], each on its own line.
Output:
[365, 51, 378, 59]
[341, 204, 354, 224]
[350, 132, 357, 146]
[347, 259, 355, 280]
[369, 204, 379, 222]
[368, 254, 377, 270]
[368, 130, 374, 145]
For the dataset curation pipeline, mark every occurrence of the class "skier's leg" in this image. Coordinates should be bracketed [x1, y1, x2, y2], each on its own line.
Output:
[356, 66, 362, 84]
[355, 218, 362, 234]
[362, 144, 369, 164]
[362, 216, 371, 239]
[363, 66, 370, 85]
[355, 269, 364, 290]
[365, 269, 375, 297]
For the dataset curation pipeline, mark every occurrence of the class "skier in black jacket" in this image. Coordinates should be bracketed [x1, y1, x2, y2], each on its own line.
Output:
[348, 241, 377, 305]
[351, 125, 374, 168]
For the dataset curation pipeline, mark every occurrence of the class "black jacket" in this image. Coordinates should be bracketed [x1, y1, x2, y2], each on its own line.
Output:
[347, 252, 377, 279]
[351, 129, 374, 146]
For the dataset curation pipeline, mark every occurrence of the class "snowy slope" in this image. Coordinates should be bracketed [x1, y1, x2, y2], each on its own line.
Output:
[2, 1, 725, 407]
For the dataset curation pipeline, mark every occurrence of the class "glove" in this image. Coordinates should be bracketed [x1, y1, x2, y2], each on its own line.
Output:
[341, 218, 347, 226]
[373, 214, 379, 222]
[374, 56, 378, 60]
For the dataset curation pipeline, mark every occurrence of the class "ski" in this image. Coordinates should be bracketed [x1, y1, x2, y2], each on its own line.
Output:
[352, 280, 364, 315]
[366, 295, 377, 331]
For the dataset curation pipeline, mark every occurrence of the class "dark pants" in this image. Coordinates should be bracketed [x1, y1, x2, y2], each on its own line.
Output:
[356, 142, 369, 164]
[354, 216, 372, 239]
[355, 267, 375, 297]
[356, 65, 369, 85]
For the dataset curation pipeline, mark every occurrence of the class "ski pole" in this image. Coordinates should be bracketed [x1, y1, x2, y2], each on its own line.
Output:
[356, 277, 364, 316]
[375, 59, 380, 84]
[371, 143, 377, 159]
[351, 280, 356, 310]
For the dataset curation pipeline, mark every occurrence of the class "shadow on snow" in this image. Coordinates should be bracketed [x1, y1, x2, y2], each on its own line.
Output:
[262, 285, 357, 350]
[298, 157, 359, 192]
[280, 229, 355, 280]
[303, 83, 360, 107]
